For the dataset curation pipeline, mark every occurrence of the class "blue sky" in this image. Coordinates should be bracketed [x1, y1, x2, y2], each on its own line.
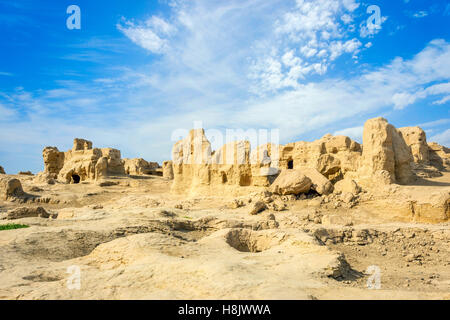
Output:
[0, 0, 449, 174]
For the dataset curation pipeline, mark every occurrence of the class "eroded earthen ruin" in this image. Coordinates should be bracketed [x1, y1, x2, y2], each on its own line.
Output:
[169, 117, 450, 196]
[0, 116, 449, 300]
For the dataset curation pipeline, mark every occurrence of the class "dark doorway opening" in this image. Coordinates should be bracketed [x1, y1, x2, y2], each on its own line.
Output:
[221, 172, 228, 183]
[287, 160, 294, 169]
[72, 174, 81, 184]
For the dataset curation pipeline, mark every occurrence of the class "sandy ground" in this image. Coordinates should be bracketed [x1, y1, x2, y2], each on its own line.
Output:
[0, 173, 448, 300]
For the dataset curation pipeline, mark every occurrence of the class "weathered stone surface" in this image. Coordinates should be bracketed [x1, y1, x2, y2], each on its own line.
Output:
[123, 158, 159, 175]
[270, 170, 312, 195]
[249, 200, 267, 215]
[261, 135, 361, 182]
[391, 127, 415, 184]
[171, 130, 260, 194]
[1, 207, 52, 220]
[299, 167, 333, 195]
[33, 172, 56, 185]
[42, 147, 64, 175]
[0, 177, 24, 200]
[170, 117, 444, 196]
[360, 117, 413, 185]
[334, 178, 361, 194]
[73, 138, 92, 151]
[360, 117, 395, 183]
[163, 161, 174, 180]
[0, 166, 5, 174]
[212, 141, 250, 165]
[172, 129, 212, 165]
[409, 191, 449, 223]
[428, 142, 450, 171]
[398, 127, 429, 164]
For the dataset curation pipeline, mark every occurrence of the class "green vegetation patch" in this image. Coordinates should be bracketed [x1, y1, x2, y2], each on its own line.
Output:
[0, 224, 30, 231]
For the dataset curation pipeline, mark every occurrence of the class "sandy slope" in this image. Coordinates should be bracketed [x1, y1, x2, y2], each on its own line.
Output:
[0, 173, 448, 300]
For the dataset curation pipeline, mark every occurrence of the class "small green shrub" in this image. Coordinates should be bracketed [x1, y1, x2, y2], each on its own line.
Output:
[0, 224, 30, 231]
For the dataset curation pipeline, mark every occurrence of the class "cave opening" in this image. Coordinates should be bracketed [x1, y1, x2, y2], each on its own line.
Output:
[72, 174, 81, 184]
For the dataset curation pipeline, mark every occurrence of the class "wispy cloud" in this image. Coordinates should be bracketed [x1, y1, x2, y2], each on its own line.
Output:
[116, 16, 177, 54]
[418, 118, 450, 128]
[334, 126, 364, 143]
[413, 11, 428, 18]
[429, 129, 450, 146]
[1, 0, 449, 173]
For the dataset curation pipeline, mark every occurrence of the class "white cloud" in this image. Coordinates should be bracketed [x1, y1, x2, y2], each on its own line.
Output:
[359, 16, 387, 38]
[433, 95, 450, 105]
[413, 11, 428, 18]
[117, 16, 175, 54]
[248, 0, 369, 94]
[429, 129, 450, 147]
[0, 103, 16, 119]
[145, 16, 176, 35]
[418, 118, 450, 128]
[334, 126, 363, 142]
[1, 1, 450, 173]
[117, 0, 377, 95]
[329, 38, 362, 60]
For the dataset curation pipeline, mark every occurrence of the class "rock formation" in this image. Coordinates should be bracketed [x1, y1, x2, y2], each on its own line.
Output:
[42, 147, 64, 176]
[427, 142, 450, 171]
[395, 127, 450, 177]
[300, 168, 333, 195]
[398, 127, 429, 164]
[1, 206, 54, 220]
[0, 166, 5, 174]
[333, 178, 361, 195]
[123, 158, 160, 175]
[0, 176, 24, 200]
[269, 170, 312, 195]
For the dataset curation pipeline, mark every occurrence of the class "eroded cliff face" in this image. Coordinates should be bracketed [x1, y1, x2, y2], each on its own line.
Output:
[398, 126, 429, 164]
[170, 117, 449, 196]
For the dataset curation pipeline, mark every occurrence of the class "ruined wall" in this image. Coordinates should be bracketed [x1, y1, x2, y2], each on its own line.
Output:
[170, 128, 362, 195]
[256, 134, 362, 183]
[123, 158, 160, 175]
[355, 117, 414, 185]
[170, 129, 278, 195]
[162, 161, 174, 180]
[170, 117, 449, 195]
[40, 138, 126, 184]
